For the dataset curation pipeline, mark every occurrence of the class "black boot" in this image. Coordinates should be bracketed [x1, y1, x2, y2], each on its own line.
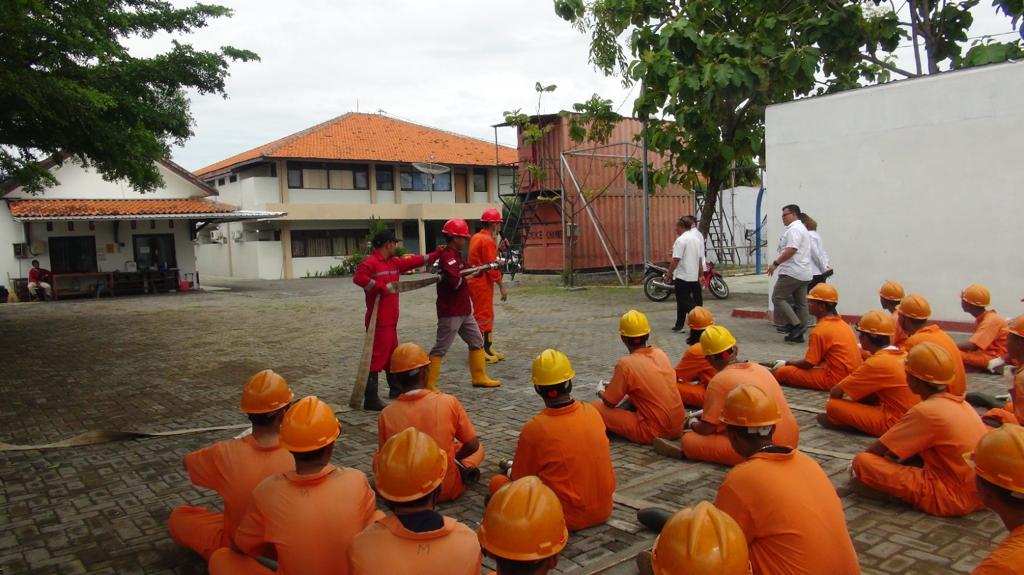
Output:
[385, 371, 401, 399]
[636, 508, 674, 533]
[363, 372, 386, 411]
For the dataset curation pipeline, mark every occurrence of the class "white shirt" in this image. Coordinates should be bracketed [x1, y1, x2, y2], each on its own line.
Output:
[776, 220, 813, 281]
[808, 230, 831, 275]
[672, 228, 703, 281]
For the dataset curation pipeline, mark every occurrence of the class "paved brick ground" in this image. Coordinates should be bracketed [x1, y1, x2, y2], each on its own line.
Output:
[0, 275, 1012, 574]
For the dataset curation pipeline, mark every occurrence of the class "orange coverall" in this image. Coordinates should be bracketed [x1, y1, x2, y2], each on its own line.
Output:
[592, 347, 685, 444]
[682, 362, 800, 466]
[852, 393, 987, 517]
[489, 400, 616, 531]
[901, 325, 968, 396]
[716, 448, 860, 575]
[467, 228, 502, 333]
[208, 465, 383, 575]
[861, 311, 907, 360]
[972, 525, 1024, 575]
[960, 310, 1009, 370]
[168, 435, 294, 560]
[774, 315, 863, 390]
[982, 369, 1023, 428]
[674, 342, 718, 407]
[350, 514, 482, 575]
[825, 348, 920, 437]
[377, 390, 484, 502]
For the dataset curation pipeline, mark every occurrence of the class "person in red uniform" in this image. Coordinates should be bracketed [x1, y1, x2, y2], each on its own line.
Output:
[353, 229, 433, 410]
[967, 424, 1024, 574]
[168, 370, 295, 562]
[27, 259, 53, 301]
[427, 218, 499, 389]
[352, 428, 482, 575]
[468, 208, 508, 363]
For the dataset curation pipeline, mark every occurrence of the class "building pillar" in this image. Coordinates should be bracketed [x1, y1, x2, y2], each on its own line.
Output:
[394, 165, 402, 204]
[281, 221, 293, 279]
[368, 163, 377, 204]
[417, 218, 426, 256]
[467, 167, 475, 203]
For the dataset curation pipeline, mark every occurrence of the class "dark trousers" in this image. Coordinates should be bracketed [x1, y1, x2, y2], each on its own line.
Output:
[674, 279, 702, 328]
[808, 269, 834, 291]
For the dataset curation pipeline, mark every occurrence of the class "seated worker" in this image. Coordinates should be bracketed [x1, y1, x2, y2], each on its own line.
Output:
[27, 259, 53, 301]
[209, 396, 382, 575]
[634, 501, 750, 575]
[878, 280, 908, 349]
[849, 343, 987, 517]
[168, 370, 295, 561]
[593, 310, 685, 444]
[478, 476, 568, 575]
[489, 349, 615, 531]
[772, 284, 862, 391]
[821, 311, 920, 437]
[715, 385, 860, 574]
[898, 293, 968, 396]
[352, 428, 482, 575]
[981, 316, 1024, 428]
[674, 306, 718, 408]
[958, 284, 1009, 372]
[965, 424, 1024, 574]
[655, 326, 799, 466]
[378, 343, 483, 502]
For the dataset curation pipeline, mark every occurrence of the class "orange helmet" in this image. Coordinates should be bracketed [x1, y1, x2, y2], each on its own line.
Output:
[856, 310, 896, 337]
[1009, 315, 1024, 339]
[481, 208, 503, 223]
[961, 284, 991, 308]
[239, 369, 293, 414]
[442, 218, 471, 238]
[373, 427, 448, 502]
[477, 476, 568, 561]
[879, 280, 905, 302]
[279, 396, 340, 452]
[721, 384, 781, 427]
[904, 342, 955, 387]
[390, 343, 431, 374]
[898, 293, 932, 320]
[651, 501, 749, 575]
[806, 283, 838, 304]
[687, 306, 714, 331]
[965, 424, 1024, 494]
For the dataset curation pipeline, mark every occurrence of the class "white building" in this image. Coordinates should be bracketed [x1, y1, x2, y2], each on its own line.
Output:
[1, 158, 281, 300]
[193, 112, 518, 279]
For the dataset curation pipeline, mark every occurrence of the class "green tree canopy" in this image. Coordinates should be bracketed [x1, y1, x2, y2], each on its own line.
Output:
[0, 0, 257, 193]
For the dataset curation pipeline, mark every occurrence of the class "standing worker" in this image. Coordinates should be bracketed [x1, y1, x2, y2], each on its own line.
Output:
[352, 428, 482, 575]
[353, 230, 435, 410]
[801, 214, 833, 290]
[898, 293, 968, 396]
[665, 216, 704, 333]
[378, 343, 484, 502]
[768, 204, 813, 342]
[468, 208, 509, 363]
[771, 284, 862, 390]
[878, 280, 908, 348]
[957, 284, 1009, 372]
[428, 218, 500, 389]
[673, 306, 718, 408]
[966, 424, 1024, 573]
[168, 370, 295, 562]
[477, 476, 568, 575]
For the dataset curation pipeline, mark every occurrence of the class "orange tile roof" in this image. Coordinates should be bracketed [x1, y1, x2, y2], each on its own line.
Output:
[194, 113, 518, 177]
[8, 198, 237, 219]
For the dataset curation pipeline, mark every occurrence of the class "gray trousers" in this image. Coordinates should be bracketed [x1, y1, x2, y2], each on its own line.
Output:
[772, 274, 810, 328]
[429, 315, 485, 356]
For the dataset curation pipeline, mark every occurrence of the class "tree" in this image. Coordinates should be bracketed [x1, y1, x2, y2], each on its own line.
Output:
[0, 0, 258, 193]
[555, 0, 902, 237]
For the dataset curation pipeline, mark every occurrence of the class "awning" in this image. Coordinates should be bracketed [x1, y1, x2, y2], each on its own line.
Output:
[6, 198, 285, 222]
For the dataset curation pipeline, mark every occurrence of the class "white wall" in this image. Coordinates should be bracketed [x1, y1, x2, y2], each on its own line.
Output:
[765, 61, 1024, 322]
[196, 239, 284, 280]
[213, 176, 279, 210]
[289, 188, 372, 204]
[5, 161, 206, 200]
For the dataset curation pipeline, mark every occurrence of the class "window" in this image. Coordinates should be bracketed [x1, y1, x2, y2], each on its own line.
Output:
[287, 167, 302, 188]
[303, 168, 328, 188]
[400, 168, 452, 191]
[375, 165, 394, 190]
[228, 174, 237, 183]
[291, 229, 368, 258]
[473, 169, 488, 194]
[287, 162, 369, 190]
[218, 178, 225, 186]
[48, 236, 97, 273]
[133, 234, 178, 270]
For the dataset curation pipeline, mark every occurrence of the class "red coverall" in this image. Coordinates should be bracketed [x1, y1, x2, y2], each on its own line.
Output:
[467, 229, 502, 333]
[353, 251, 426, 372]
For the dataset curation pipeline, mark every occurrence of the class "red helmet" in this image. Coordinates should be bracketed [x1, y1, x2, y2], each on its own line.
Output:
[481, 208, 503, 223]
[442, 218, 470, 238]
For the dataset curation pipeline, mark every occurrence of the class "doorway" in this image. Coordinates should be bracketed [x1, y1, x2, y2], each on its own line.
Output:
[48, 236, 98, 273]
[133, 234, 177, 270]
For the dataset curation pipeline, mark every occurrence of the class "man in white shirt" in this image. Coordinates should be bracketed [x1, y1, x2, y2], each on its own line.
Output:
[801, 214, 833, 290]
[665, 216, 705, 332]
[768, 204, 813, 342]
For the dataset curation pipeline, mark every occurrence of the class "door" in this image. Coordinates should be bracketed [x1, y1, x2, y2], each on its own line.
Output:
[133, 234, 178, 270]
[48, 236, 98, 273]
[454, 169, 468, 203]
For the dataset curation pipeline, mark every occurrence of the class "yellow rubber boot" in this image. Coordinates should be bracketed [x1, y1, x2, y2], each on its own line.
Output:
[426, 355, 443, 392]
[469, 348, 500, 388]
[486, 331, 505, 361]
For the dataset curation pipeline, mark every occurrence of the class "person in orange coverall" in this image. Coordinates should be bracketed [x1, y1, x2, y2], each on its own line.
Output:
[674, 306, 718, 407]
[208, 396, 382, 575]
[715, 385, 860, 575]
[850, 342, 987, 517]
[958, 284, 1009, 371]
[966, 424, 1024, 574]
[897, 292, 968, 396]
[378, 343, 483, 502]
[593, 310, 685, 444]
[772, 283, 862, 391]
[168, 370, 295, 561]
[878, 280, 908, 349]
[489, 349, 615, 531]
[634, 501, 751, 575]
[352, 428, 481, 575]
[478, 476, 568, 575]
[821, 311, 919, 437]
[981, 316, 1024, 428]
[468, 208, 508, 363]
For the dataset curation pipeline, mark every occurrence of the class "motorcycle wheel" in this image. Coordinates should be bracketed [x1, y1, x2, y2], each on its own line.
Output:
[709, 275, 730, 299]
[643, 273, 674, 302]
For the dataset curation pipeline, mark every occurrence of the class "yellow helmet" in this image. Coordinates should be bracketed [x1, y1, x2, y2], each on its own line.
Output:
[651, 501, 750, 575]
[965, 424, 1024, 494]
[688, 307, 715, 331]
[879, 280, 906, 302]
[961, 284, 991, 308]
[531, 349, 576, 387]
[477, 476, 568, 561]
[373, 427, 448, 502]
[700, 325, 737, 357]
[620, 309, 651, 338]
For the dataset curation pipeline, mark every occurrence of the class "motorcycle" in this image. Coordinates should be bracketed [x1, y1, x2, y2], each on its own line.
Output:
[643, 261, 730, 302]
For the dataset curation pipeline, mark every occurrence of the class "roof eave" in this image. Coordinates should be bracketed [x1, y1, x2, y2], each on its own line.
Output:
[11, 211, 286, 222]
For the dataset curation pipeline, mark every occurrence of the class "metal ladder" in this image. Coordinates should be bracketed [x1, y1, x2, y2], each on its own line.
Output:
[695, 192, 741, 266]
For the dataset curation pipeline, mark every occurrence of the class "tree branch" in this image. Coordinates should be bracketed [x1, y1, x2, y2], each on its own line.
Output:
[862, 53, 919, 77]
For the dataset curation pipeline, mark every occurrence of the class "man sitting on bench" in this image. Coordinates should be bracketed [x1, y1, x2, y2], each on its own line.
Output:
[27, 260, 53, 301]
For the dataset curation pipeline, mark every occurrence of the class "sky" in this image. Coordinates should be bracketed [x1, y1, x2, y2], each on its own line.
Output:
[141, 1, 1019, 172]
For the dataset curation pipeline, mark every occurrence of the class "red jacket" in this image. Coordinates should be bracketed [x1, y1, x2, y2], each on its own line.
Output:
[28, 267, 51, 284]
[353, 251, 426, 328]
[436, 246, 471, 318]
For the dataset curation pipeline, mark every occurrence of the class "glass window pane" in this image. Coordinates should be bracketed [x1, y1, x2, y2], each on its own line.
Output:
[303, 169, 327, 189]
[329, 170, 353, 189]
[376, 166, 394, 190]
[400, 171, 414, 190]
[473, 171, 487, 193]
[287, 169, 302, 188]
[354, 170, 369, 190]
[434, 173, 452, 191]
